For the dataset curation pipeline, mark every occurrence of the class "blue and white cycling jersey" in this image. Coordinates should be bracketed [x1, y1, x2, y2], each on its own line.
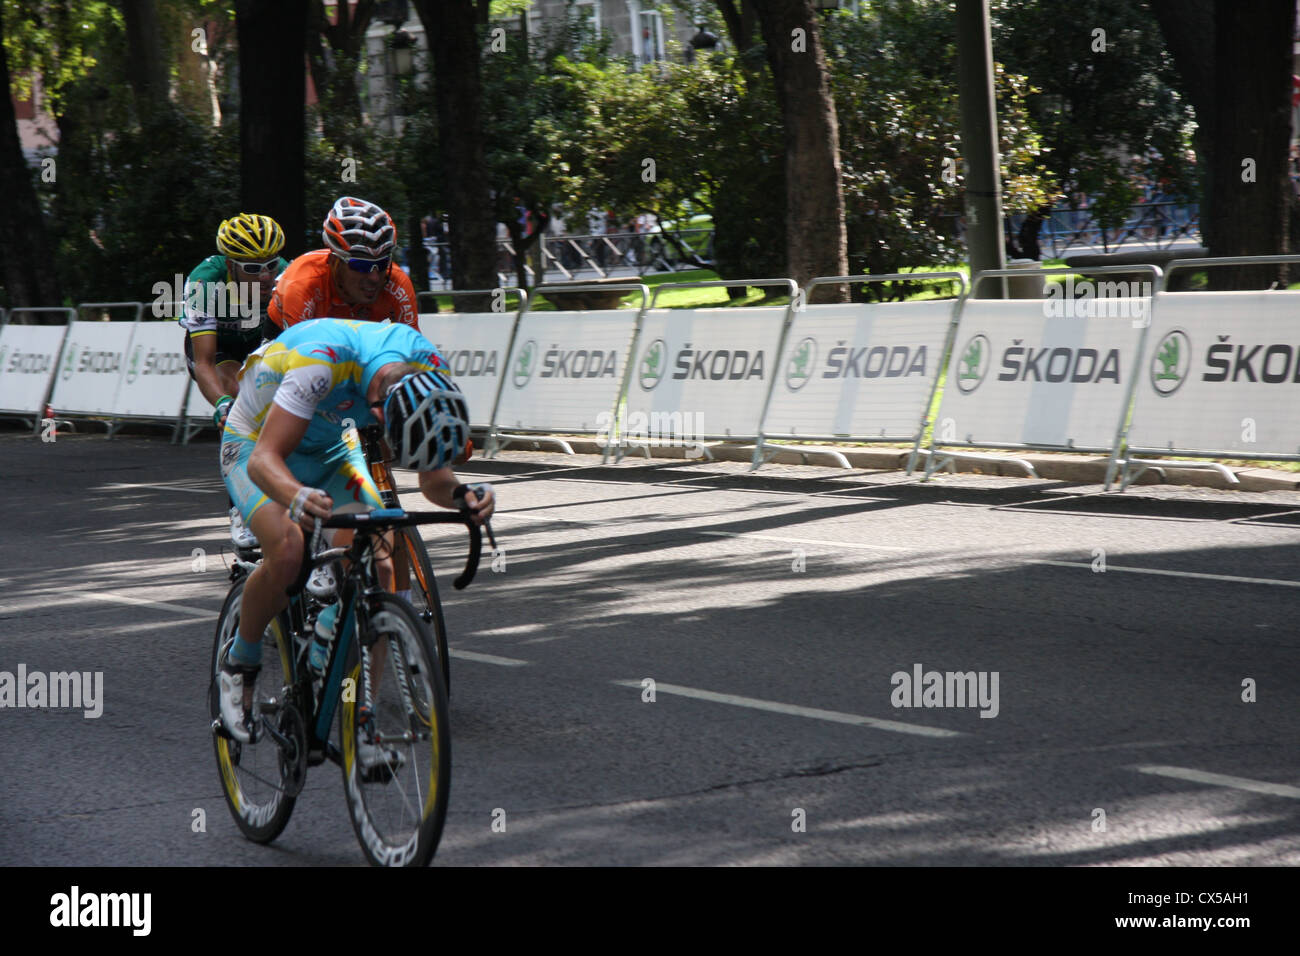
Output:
[224, 318, 446, 453]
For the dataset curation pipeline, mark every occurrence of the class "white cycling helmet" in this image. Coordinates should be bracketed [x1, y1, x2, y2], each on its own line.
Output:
[322, 196, 396, 260]
[383, 370, 469, 472]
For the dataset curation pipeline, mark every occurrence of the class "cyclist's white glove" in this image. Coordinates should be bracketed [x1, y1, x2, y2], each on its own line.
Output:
[289, 486, 327, 524]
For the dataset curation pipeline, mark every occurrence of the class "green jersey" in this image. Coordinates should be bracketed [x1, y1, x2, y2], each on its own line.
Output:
[178, 254, 290, 359]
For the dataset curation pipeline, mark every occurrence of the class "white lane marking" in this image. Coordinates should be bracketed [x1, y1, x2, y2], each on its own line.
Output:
[472, 624, 547, 636]
[698, 530, 911, 552]
[449, 649, 531, 667]
[97, 481, 221, 495]
[1031, 559, 1300, 589]
[614, 680, 962, 738]
[43, 589, 218, 618]
[1134, 765, 1300, 799]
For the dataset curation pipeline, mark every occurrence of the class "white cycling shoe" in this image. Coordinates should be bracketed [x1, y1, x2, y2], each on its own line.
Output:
[306, 563, 339, 600]
[218, 657, 258, 744]
[229, 507, 259, 551]
[358, 741, 406, 778]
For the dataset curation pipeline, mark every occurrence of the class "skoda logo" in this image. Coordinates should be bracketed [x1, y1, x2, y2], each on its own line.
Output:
[1150, 329, 1190, 397]
[639, 338, 666, 390]
[785, 337, 816, 391]
[955, 334, 990, 394]
[126, 344, 143, 384]
[61, 343, 79, 380]
[512, 339, 537, 388]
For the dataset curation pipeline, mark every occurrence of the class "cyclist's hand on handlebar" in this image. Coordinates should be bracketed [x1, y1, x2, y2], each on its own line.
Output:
[452, 482, 494, 525]
[288, 486, 333, 530]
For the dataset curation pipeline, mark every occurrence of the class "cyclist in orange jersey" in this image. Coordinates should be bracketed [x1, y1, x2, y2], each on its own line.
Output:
[268, 197, 418, 331]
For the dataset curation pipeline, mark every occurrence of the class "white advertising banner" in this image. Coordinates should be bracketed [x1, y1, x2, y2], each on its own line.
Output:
[0, 325, 68, 414]
[493, 310, 637, 432]
[1127, 291, 1300, 456]
[49, 320, 136, 415]
[113, 321, 191, 417]
[763, 301, 952, 439]
[623, 308, 788, 441]
[418, 311, 518, 427]
[934, 298, 1147, 450]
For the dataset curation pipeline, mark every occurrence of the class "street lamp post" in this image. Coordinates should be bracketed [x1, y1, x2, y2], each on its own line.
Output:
[687, 23, 718, 63]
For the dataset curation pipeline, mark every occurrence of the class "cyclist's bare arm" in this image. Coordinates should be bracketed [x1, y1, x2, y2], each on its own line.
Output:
[191, 332, 240, 408]
[418, 469, 494, 525]
[248, 404, 334, 527]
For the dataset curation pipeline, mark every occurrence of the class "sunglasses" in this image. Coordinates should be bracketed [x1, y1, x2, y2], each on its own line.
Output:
[368, 382, 403, 416]
[346, 256, 391, 275]
[231, 257, 279, 275]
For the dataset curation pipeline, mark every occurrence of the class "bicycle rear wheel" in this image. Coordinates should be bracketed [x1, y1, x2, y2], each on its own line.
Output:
[340, 594, 450, 867]
[210, 576, 298, 844]
[396, 526, 451, 693]
[375, 459, 451, 692]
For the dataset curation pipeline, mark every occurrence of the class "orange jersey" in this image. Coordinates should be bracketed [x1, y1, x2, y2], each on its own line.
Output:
[268, 249, 418, 331]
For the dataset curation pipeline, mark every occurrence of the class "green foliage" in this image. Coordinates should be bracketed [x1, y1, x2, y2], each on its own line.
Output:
[824, 1, 1054, 292]
[543, 48, 783, 279]
[54, 106, 240, 303]
[2, 1, 122, 110]
[991, 0, 1197, 226]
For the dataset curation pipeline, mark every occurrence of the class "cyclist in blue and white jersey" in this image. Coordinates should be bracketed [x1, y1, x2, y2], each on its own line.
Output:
[216, 318, 494, 748]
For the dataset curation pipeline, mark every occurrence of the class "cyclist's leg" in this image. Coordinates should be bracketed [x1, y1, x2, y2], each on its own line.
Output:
[315, 430, 394, 695]
[217, 434, 306, 739]
[319, 427, 395, 590]
[222, 435, 305, 655]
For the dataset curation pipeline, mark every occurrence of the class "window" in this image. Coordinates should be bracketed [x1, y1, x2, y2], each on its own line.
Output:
[638, 9, 665, 64]
[574, 0, 601, 38]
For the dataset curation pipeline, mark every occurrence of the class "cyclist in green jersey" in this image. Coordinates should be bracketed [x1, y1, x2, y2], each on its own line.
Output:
[179, 213, 290, 550]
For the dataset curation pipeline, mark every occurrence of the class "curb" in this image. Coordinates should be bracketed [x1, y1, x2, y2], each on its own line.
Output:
[480, 434, 1300, 491]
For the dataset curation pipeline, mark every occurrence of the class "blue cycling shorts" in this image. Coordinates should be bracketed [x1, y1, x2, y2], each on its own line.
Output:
[220, 426, 384, 524]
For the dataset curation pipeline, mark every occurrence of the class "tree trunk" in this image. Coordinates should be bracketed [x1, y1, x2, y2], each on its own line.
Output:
[1207, 0, 1294, 289]
[236, 0, 309, 258]
[119, 0, 169, 122]
[1150, 0, 1215, 247]
[750, 0, 847, 301]
[0, 12, 62, 311]
[715, 0, 761, 54]
[414, 0, 497, 302]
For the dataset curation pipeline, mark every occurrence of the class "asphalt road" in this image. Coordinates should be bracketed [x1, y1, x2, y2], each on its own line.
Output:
[1, 427, 1297, 866]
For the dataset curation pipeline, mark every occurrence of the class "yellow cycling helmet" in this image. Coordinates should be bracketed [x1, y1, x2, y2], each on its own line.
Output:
[216, 213, 286, 259]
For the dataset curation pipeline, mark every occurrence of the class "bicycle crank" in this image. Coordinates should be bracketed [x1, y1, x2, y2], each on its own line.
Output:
[270, 704, 308, 797]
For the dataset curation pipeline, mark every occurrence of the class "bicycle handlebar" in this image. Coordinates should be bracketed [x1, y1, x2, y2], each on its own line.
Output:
[286, 507, 490, 597]
[324, 508, 488, 591]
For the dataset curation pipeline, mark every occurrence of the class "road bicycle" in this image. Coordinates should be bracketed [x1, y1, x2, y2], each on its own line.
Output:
[208, 505, 488, 866]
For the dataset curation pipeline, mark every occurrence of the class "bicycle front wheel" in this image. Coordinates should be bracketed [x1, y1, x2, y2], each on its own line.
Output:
[340, 594, 451, 867]
[210, 576, 298, 844]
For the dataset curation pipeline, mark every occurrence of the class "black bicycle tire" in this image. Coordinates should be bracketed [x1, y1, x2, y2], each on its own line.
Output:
[339, 594, 451, 867]
[210, 575, 298, 844]
[397, 525, 451, 693]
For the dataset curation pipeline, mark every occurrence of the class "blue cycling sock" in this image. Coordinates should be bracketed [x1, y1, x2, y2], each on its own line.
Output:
[315, 601, 340, 639]
[229, 635, 262, 668]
